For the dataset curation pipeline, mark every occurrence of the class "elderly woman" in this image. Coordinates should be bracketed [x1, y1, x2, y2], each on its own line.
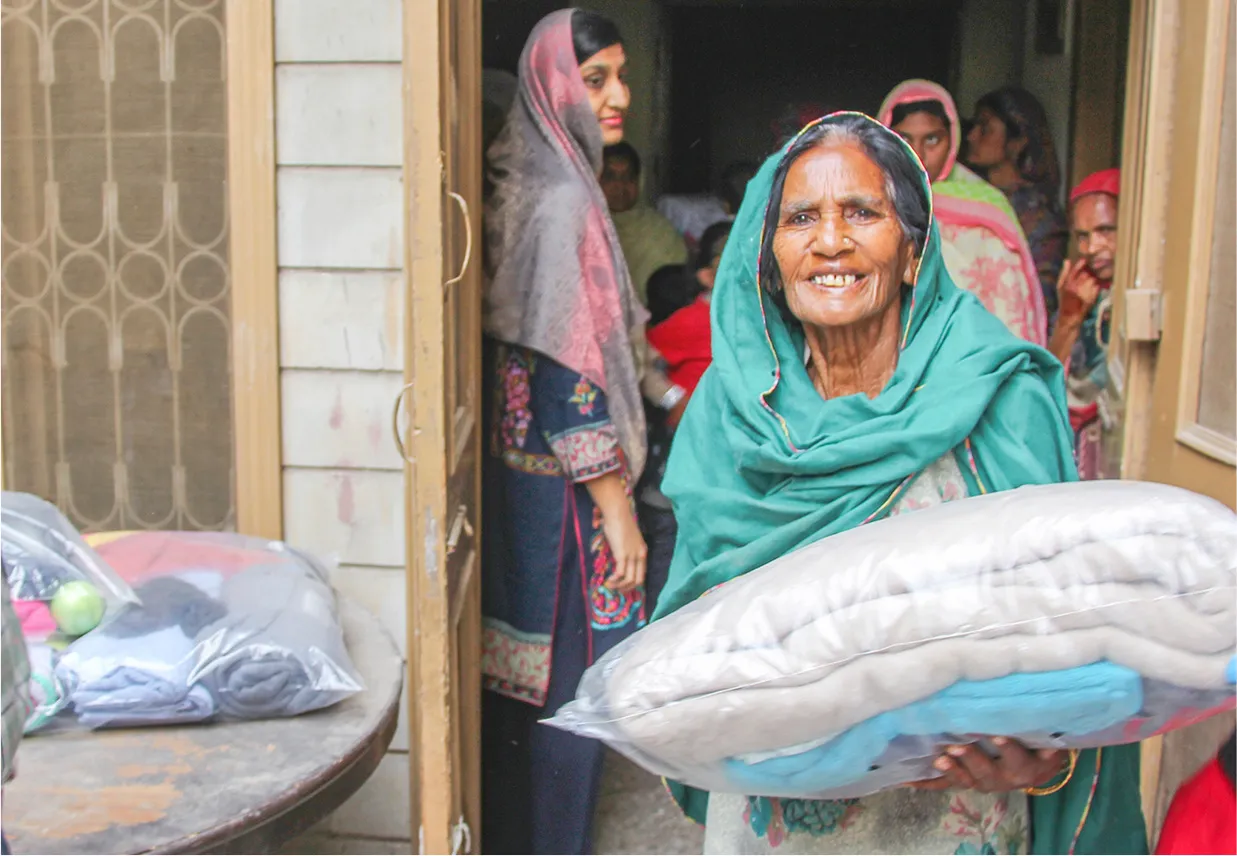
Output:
[654, 113, 1146, 855]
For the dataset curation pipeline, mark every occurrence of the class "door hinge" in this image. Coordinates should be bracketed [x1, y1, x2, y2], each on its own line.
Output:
[1123, 288, 1162, 342]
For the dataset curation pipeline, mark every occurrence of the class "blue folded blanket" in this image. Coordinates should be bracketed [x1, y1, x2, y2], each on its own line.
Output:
[723, 661, 1237, 798]
[724, 662, 1143, 794]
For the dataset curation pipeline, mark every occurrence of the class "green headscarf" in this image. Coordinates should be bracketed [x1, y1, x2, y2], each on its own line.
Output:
[654, 113, 1146, 854]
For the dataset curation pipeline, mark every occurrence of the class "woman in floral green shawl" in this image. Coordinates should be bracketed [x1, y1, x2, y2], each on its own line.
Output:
[654, 112, 1146, 855]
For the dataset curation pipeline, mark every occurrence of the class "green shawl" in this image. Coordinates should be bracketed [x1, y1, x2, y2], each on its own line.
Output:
[654, 113, 1146, 854]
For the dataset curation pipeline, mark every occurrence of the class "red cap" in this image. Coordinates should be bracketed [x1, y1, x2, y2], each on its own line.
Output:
[1070, 168, 1120, 205]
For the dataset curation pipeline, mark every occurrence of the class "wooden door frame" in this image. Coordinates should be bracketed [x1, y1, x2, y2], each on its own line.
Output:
[225, 0, 283, 540]
[1169, 0, 1234, 466]
[1114, 0, 1237, 832]
[1111, 0, 1177, 487]
[402, 0, 448, 851]
[401, 0, 485, 850]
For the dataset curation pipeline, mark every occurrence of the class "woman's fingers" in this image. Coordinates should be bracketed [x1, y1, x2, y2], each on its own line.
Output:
[932, 753, 977, 790]
[619, 555, 636, 592]
[605, 556, 627, 591]
[989, 738, 1040, 786]
[607, 550, 644, 593]
[948, 745, 1002, 790]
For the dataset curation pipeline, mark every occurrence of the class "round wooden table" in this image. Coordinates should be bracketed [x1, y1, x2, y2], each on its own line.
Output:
[4, 600, 404, 855]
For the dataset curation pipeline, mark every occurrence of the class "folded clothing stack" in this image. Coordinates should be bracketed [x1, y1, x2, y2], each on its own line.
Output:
[52, 533, 363, 729]
[549, 480, 1237, 799]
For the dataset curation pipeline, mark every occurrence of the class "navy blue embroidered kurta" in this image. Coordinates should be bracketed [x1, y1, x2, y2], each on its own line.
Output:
[481, 341, 645, 706]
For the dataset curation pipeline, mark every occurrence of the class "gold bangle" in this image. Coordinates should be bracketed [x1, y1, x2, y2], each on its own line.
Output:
[1025, 749, 1079, 796]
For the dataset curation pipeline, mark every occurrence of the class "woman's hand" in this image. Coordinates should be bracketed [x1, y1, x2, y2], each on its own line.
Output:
[1049, 259, 1104, 364]
[601, 504, 648, 593]
[584, 471, 647, 593]
[1056, 258, 1103, 324]
[908, 739, 1068, 793]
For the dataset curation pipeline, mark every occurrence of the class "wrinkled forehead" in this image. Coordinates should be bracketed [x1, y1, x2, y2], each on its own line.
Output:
[779, 140, 891, 207]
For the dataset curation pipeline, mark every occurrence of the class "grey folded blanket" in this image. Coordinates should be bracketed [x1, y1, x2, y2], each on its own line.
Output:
[57, 576, 226, 727]
[194, 562, 363, 718]
[558, 481, 1237, 768]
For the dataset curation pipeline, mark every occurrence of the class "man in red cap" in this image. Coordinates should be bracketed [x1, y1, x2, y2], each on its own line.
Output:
[1049, 168, 1119, 479]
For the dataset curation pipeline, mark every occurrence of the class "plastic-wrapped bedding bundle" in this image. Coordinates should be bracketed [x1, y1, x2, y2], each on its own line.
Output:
[548, 480, 1237, 799]
[53, 532, 363, 729]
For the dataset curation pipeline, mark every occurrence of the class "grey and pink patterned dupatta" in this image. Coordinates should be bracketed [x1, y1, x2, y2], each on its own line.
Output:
[484, 9, 648, 480]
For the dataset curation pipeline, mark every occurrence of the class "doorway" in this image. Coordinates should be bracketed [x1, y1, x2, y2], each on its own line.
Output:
[665, 1, 959, 194]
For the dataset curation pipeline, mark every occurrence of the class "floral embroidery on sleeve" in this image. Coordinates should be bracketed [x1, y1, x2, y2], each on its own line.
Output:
[569, 379, 598, 416]
[547, 423, 622, 482]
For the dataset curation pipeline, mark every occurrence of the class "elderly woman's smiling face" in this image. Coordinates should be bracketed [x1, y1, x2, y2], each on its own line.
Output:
[772, 140, 917, 331]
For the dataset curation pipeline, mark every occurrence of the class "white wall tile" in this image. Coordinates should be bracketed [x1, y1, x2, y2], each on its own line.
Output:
[329, 752, 412, 839]
[279, 271, 403, 372]
[331, 565, 407, 654]
[281, 370, 405, 470]
[275, 0, 402, 63]
[330, 564, 409, 751]
[276, 65, 402, 167]
[277, 168, 402, 270]
[283, 468, 404, 567]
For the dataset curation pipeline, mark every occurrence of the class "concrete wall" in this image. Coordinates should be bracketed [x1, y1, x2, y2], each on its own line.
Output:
[954, 0, 1026, 116]
[954, 0, 1075, 204]
[1019, 0, 1075, 205]
[272, 0, 411, 852]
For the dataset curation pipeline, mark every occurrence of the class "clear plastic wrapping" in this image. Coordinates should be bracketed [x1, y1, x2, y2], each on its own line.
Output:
[41, 531, 363, 730]
[2, 492, 137, 628]
[548, 480, 1237, 799]
[2, 492, 140, 730]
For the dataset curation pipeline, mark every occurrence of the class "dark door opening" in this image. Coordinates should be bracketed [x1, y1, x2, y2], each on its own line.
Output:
[665, 1, 960, 194]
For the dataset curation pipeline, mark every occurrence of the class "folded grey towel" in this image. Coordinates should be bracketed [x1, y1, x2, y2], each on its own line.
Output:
[194, 562, 362, 718]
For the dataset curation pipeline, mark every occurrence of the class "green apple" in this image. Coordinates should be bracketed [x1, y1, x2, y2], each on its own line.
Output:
[50, 580, 106, 637]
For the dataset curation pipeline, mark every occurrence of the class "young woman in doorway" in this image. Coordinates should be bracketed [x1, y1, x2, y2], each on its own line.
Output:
[480, 9, 649, 854]
[879, 80, 1047, 345]
[966, 87, 1069, 326]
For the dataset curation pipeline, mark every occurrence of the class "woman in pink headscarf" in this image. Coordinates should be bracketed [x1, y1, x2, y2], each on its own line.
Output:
[480, 9, 652, 854]
[879, 80, 1047, 344]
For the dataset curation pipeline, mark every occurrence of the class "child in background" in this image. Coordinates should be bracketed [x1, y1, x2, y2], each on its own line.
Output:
[647, 221, 731, 409]
[637, 222, 731, 613]
[645, 263, 694, 329]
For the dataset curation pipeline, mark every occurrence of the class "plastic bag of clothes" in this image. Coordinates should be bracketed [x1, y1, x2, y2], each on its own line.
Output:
[48, 531, 364, 729]
[2, 492, 137, 635]
[2, 492, 139, 731]
[548, 480, 1237, 799]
